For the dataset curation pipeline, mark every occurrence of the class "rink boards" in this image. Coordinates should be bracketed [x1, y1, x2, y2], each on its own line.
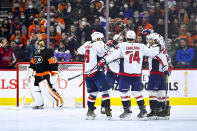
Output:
[0, 69, 197, 106]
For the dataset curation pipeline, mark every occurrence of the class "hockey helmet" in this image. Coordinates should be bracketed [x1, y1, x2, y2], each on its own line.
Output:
[113, 34, 123, 41]
[126, 30, 136, 40]
[91, 32, 104, 41]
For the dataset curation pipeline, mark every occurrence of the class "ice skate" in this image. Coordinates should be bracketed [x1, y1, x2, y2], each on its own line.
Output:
[119, 108, 132, 120]
[147, 109, 158, 120]
[137, 108, 147, 120]
[105, 107, 112, 120]
[86, 108, 96, 120]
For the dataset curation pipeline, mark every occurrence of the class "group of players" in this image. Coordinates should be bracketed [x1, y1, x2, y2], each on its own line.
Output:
[26, 29, 171, 121]
[76, 30, 171, 120]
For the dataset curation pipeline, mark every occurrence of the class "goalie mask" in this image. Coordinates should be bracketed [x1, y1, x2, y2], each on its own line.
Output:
[35, 40, 45, 52]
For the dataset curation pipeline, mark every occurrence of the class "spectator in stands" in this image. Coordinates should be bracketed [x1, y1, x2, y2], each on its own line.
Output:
[35, 25, 47, 42]
[109, 0, 120, 19]
[133, 10, 141, 27]
[54, 42, 71, 62]
[58, 0, 72, 28]
[190, 24, 197, 47]
[10, 28, 27, 46]
[26, 29, 38, 61]
[176, 38, 194, 68]
[178, 8, 189, 24]
[0, 23, 10, 41]
[167, 39, 177, 66]
[70, 0, 85, 23]
[28, 17, 46, 39]
[120, 1, 133, 19]
[91, 17, 105, 35]
[188, 14, 197, 33]
[153, 2, 164, 20]
[169, 5, 178, 22]
[85, 2, 100, 24]
[170, 18, 180, 37]
[177, 24, 190, 42]
[25, 1, 39, 21]
[125, 17, 135, 31]
[12, 16, 22, 34]
[79, 17, 92, 42]
[10, 41, 28, 62]
[137, 34, 143, 43]
[0, 38, 17, 69]
[49, 24, 61, 49]
[20, 12, 28, 36]
[155, 18, 165, 37]
[61, 32, 77, 61]
[68, 24, 82, 49]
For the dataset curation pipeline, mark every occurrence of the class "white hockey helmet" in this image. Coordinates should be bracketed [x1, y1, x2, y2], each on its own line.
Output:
[113, 34, 123, 41]
[126, 30, 136, 40]
[91, 32, 104, 41]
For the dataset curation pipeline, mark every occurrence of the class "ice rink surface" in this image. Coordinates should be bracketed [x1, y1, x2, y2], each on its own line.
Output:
[0, 106, 197, 131]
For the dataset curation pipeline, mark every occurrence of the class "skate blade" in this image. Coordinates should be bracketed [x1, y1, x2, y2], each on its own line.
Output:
[120, 114, 131, 121]
[147, 116, 157, 120]
[86, 116, 96, 120]
[138, 116, 148, 121]
[107, 116, 112, 120]
[157, 116, 169, 120]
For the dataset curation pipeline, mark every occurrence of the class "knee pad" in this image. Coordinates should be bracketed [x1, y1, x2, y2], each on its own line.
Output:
[120, 92, 130, 101]
[39, 79, 63, 107]
[31, 86, 44, 106]
[88, 92, 98, 102]
[148, 91, 158, 101]
[157, 90, 168, 102]
[132, 91, 143, 101]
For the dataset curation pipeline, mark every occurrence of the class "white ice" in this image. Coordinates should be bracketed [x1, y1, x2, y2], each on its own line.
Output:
[0, 106, 197, 131]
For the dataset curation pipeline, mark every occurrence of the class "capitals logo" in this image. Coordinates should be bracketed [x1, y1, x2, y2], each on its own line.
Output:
[34, 56, 43, 64]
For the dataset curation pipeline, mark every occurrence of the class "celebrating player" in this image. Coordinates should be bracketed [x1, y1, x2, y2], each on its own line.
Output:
[77, 32, 112, 120]
[26, 40, 63, 109]
[146, 33, 171, 120]
[98, 30, 160, 120]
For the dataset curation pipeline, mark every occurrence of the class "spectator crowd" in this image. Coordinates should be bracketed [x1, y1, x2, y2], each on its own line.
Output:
[0, 0, 197, 69]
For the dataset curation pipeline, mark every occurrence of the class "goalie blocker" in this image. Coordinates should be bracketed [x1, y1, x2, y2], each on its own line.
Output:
[26, 40, 63, 109]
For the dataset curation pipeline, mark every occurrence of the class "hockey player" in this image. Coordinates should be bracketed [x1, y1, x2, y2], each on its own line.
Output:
[77, 32, 112, 120]
[98, 30, 160, 120]
[146, 33, 171, 120]
[26, 40, 63, 109]
[101, 34, 123, 114]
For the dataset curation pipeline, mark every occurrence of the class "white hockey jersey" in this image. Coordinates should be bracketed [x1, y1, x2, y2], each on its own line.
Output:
[106, 46, 120, 74]
[148, 44, 168, 73]
[105, 42, 159, 75]
[77, 41, 105, 74]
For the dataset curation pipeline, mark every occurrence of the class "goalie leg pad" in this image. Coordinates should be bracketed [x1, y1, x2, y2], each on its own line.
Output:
[31, 86, 44, 107]
[39, 79, 63, 107]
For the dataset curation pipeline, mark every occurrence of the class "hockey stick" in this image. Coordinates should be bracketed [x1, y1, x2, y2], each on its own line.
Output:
[20, 76, 33, 109]
[67, 57, 122, 81]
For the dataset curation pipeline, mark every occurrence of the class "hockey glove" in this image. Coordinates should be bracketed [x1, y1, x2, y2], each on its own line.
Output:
[73, 49, 79, 56]
[106, 40, 118, 48]
[97, 59, 106, 71]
